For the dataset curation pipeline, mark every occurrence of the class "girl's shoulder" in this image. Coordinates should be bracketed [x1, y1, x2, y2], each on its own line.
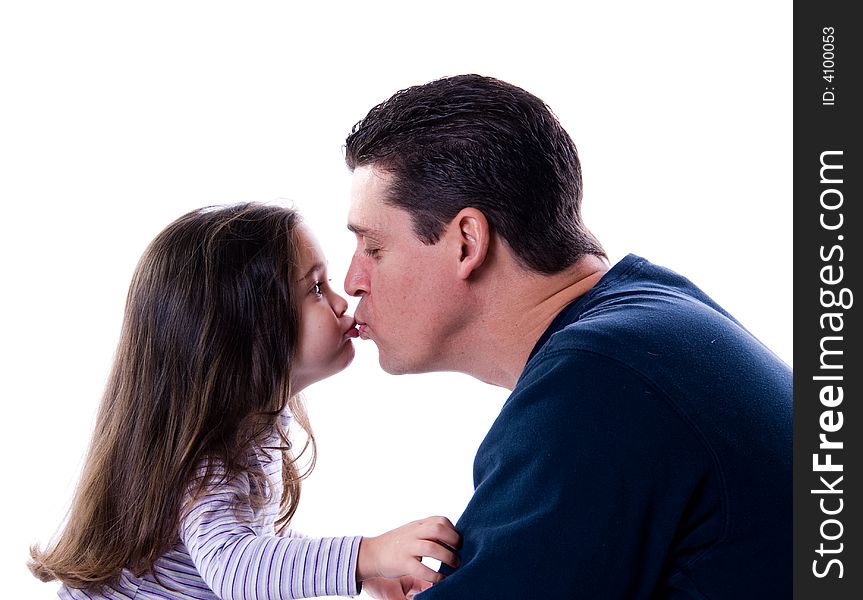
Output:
[188, 417, 287, 493]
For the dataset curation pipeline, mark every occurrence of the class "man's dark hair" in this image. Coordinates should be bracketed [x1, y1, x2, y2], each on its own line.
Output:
[345, 74, 605, 274]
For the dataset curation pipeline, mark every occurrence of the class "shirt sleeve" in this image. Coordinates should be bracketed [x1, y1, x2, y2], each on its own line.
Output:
[278, 528, 310, 539]
[180, 472, 362, 599]
[418, 349, 721, 599]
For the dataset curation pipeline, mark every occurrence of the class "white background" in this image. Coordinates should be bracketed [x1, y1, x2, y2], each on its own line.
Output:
[1, 2, 791, 597]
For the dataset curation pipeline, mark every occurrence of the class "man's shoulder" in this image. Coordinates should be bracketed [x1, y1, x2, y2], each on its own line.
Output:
[516, 254, 790, 417]
[536, 255, 759, 368]
[573, 255, 731, 330]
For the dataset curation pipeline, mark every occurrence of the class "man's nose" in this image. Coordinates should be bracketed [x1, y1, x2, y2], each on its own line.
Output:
[344, 255, 367, 297]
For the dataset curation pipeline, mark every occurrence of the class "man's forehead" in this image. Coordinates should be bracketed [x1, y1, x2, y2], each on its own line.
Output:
[349, 165, 389, 205]
[346, 199, 387, 239]
[347, 166, 400, 237]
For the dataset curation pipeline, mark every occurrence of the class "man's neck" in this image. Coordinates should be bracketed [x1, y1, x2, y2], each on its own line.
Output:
[461, 254, 609, 390]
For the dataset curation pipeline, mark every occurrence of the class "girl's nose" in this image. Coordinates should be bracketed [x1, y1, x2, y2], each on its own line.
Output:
[331, 290, 349, 317]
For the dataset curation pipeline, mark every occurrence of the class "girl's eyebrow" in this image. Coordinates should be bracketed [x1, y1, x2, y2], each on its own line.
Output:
[298, 261, 326, 282]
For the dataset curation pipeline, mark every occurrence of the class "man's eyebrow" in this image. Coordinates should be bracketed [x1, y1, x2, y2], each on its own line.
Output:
[347, 223, 374, 236]
[347, 223, 383, 241]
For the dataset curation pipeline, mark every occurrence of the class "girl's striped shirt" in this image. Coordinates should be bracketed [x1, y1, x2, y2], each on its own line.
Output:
[59, 421, 361, 599]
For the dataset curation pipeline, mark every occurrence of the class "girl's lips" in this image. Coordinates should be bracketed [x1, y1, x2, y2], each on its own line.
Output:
[343, 319, 360, 340]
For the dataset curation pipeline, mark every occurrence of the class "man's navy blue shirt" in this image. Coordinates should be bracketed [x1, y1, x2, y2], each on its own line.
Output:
[422, 255, 791, 599]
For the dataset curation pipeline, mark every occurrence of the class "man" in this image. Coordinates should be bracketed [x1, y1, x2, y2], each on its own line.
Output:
[343, 75, 791, 599]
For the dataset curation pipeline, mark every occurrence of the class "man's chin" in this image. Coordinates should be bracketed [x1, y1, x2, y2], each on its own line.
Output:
[378, 357, 409, 375]
[377, 350, 441, 376]
[377, 350, 417, 376]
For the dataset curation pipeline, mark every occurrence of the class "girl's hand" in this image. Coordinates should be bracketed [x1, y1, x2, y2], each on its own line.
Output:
[363, 576, 431, 600]
[357, 516, 461, 584]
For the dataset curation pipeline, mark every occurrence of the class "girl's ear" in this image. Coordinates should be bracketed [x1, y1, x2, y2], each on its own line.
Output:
[453, 208, 490, 280]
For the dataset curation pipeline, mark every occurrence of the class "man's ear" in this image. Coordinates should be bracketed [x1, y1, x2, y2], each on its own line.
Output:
[452, 208, 490, 280]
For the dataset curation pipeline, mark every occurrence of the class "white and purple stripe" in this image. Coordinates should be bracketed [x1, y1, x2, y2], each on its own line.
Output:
[59, 423, 361, 599]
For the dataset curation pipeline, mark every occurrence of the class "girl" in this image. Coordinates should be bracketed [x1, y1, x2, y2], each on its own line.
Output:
[29, 203, 460, 599]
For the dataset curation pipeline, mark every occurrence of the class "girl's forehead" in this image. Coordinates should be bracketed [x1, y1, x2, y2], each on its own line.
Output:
[294, 224, 328, 275]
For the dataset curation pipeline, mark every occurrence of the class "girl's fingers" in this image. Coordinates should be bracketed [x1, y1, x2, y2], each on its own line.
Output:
[412, 540, 459, 569]
[417, 517, 461, 549]
[407, 560, 446, 585]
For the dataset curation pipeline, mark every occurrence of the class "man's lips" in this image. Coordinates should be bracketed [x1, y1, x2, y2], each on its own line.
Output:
[355, 318, 369, 339]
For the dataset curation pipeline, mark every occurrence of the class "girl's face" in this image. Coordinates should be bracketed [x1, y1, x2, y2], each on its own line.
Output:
[291, 224, 359, 393]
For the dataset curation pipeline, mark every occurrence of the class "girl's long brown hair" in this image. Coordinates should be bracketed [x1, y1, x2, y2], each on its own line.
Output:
[29, 203, 315, 589]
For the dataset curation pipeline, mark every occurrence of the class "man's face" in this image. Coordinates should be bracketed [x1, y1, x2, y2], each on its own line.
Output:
[344, 165, 466, 374]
